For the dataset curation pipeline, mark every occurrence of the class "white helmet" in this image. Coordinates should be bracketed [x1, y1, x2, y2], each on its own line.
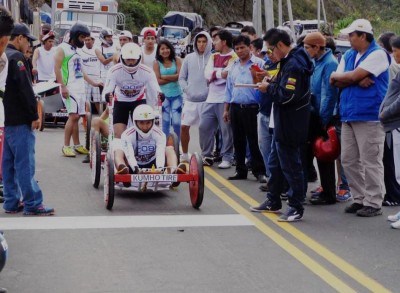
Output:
[120, 43, 142, 73]
[132, 104, 155, 138]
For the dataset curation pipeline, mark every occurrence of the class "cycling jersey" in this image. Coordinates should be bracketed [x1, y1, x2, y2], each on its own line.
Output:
[121, 125, 166, 169]
[58, 42, 85, 97]
[102, 63, 160, 106]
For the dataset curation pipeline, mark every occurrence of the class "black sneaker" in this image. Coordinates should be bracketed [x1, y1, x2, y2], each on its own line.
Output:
[23, 205, 55, 216]
[278, 207, 303, 222]
[344, 203, 363, 213]
[202, 157, 214, 166]
[250, 199, 281, 213]
[382, 200, 400, 206]
[356, 206, 383, 217]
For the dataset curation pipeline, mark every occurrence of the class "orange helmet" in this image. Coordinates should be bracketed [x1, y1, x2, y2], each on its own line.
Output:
[313, 126, 341, 162]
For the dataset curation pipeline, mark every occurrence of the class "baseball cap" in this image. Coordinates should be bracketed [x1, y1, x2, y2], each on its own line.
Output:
[11, 23, 37, 41]
[340, 19, 373, 35]
[119, 30, 133, 39]
[42, 30, 55, 42]
[143, 29, 156, 38]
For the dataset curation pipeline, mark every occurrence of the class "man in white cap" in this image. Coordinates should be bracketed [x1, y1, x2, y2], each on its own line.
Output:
[32, 30, 56, 81]
[112, 30, 133, 63]
[330, 19, 390, 217]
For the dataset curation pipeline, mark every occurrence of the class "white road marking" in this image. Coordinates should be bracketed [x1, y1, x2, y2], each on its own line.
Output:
[1, 214, 254, 230]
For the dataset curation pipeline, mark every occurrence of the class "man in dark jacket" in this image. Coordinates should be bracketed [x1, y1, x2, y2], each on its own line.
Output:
[251, 28, 313, 222]
[3, 23, 54, 216]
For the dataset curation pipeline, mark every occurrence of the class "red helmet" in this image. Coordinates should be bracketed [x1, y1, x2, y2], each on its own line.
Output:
[313, 126, 341, 162]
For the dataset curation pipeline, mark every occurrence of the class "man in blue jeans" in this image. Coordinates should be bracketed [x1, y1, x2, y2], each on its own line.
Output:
[3, 23, 54, 216]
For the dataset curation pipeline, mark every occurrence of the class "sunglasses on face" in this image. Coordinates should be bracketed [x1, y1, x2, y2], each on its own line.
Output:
[265, 45, 276, 55]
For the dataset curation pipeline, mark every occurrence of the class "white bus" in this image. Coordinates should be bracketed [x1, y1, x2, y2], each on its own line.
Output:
[51, 0, 125, 42]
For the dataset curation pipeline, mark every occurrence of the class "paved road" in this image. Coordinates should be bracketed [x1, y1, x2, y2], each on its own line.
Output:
[0, 125, 399, 293]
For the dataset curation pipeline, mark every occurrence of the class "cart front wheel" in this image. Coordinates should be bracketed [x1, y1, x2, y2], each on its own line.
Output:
[104, 152, 115, 210]
[189, 153, 204, 209]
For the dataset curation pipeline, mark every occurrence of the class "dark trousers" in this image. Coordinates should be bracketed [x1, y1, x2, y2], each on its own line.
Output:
[383, 132, 400, 202]
[307, 113, 336, 201]
[267, 138, 305, 211]
[230, 104, 266, 177]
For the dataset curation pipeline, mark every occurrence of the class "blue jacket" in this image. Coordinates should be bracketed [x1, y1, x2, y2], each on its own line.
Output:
[340, 40, 390, 121]
[267, 46, 314, 145]
[310, 48, 339, 126]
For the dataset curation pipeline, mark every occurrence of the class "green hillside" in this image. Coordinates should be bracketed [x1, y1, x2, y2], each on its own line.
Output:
[117, 0, 400, 36]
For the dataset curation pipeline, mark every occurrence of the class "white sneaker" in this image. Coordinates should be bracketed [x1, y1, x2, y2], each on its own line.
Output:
[387, 211, 400, 222]
[180, 153, 189, 163]
[218, 161, 232, 169]
[391, 219, 400, 229]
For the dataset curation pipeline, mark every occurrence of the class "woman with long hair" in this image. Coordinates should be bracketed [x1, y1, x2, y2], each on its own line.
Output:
[154, 39, 183, 140]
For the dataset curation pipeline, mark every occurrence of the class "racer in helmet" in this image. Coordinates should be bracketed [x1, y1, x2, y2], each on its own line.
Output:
[54, 22, 103, 157]
[95, 29, 116, 84]
[116, 105, 186, 185]
[99, 29, 113, 47]
[102, 42, 162, 169]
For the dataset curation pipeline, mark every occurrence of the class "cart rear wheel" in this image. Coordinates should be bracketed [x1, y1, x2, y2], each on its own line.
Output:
[91, 130, 101, 188]
[104, 152, 115, 210]
[189, 153, 204, 209]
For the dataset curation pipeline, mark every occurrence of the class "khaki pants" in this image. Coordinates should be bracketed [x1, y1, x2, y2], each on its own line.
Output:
[341, 122, 385, 208]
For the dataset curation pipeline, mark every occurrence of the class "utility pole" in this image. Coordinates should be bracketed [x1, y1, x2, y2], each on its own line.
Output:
[287, 0, 296, 40]
[317, 0, 321, 29]
[278, 0, 282, 26]
[252, 0, 262, 36]
[264, 0, 274, 31]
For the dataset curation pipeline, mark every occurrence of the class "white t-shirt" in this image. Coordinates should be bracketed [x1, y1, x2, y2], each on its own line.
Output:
[0, 53, 7, 92]
[122, 125, 166, 169]
[36, 46, 57, 81]
[78, 46, 100, 79]
[141, 46, 157, 69]
[337, 49, 389, 76]
[0, 53, 8, 127]
[98, 45, 116, 81]
[102, 63, 160, 106]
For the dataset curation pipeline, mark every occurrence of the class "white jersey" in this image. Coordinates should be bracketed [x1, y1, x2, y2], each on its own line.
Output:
[59, 42, 85, 97]
[103, 63, 160, 106]
[141, 46, 157, 69]
[78, 46, 100, 79]
[98, 45, 116, 80]
[36, 46, 56, 81]
[121, 125, 166, 168]
[0, 53, 8, 127]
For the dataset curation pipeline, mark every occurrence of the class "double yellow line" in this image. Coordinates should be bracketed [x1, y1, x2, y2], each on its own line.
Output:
[204, 167, 391, 293]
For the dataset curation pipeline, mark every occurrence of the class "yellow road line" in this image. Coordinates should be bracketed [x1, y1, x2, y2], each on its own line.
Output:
[205, 167, 392, 293]
[205, 179, 356, 293]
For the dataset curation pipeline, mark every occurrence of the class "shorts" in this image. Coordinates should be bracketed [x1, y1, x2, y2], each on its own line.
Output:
[113, 100, 146, 125]
[85, 83, 102, 103]
[181, 100, 205, 126]
[64, 92, 86, 115]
